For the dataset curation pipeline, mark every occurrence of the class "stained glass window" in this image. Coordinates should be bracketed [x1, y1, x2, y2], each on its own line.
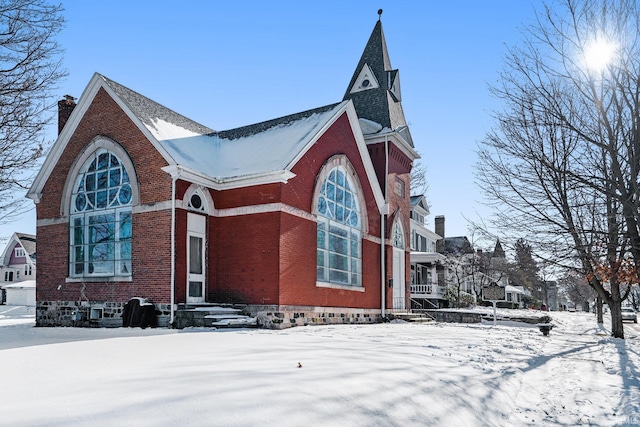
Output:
[70, 148, 132, 277]
[317, 166, 362, 286]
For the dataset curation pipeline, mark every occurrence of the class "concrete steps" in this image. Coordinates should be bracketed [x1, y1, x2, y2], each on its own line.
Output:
[389, 312, 435, 323]
[174, 303, 258, 329]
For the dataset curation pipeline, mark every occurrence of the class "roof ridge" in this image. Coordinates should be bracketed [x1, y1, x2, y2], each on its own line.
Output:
[99, 74, 215, 136]
[216, 102, 343, 140]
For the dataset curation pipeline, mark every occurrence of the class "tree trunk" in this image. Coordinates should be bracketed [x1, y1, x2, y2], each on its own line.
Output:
[597, 296, 603, 324]
[609, 300, 624, 339]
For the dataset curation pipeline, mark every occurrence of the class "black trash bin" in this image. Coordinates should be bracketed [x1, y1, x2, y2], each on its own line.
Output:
[122, 298, 157, 328]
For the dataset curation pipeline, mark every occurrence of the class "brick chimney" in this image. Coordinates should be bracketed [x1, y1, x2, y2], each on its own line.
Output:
[435, 215, 445, 254]
[58, 95, 76, 134]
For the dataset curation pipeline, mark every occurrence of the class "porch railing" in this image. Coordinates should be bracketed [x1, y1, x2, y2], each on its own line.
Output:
[410, 283, 445, 298]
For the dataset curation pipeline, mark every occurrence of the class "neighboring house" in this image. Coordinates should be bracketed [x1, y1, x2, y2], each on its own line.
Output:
[409, 198, 445, 309]
[505, 285, 525, 308]
[0, 233, 36, 306]
[27, 17, 419, 328]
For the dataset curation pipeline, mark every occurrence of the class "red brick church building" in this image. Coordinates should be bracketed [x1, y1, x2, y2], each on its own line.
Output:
[27, 15, 419, 328]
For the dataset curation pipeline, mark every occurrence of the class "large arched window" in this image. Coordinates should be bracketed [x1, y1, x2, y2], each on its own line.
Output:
[69, 148, 133, 278]
[316, 162, 363, 287]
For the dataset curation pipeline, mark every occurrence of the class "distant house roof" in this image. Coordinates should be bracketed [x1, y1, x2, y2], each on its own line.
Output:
[444, 236, 473, 255]
[410, 195, 429, 214]
[492, 239, 506, 258]
[0, 233, 36, 266]
[16, 233, 36, 258]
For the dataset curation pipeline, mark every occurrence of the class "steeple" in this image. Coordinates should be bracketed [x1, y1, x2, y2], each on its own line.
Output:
[492, 239, 506, 259]
[344, 10, 413, 147]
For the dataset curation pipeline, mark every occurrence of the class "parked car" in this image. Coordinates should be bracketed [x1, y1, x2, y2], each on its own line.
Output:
[621, 307, 637, 323]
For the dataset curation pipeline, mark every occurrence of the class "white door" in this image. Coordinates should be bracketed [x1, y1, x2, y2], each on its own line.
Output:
[392, 247, 405, 310]
[187, 213, 206, 303]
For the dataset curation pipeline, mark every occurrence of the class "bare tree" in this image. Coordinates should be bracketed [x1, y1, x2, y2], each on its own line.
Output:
[0, 0, 65, 224]
[476, 0, 640, 338]
[558, 271, 596, 310]
[410, 157, 429, 198]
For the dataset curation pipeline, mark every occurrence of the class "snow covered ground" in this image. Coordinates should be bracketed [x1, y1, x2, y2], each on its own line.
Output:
[1, 305, 639, 426]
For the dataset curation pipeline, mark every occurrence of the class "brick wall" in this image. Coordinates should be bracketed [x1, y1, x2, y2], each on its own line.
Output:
[35, 91, 408, 327]
[36, 88, 174, 326]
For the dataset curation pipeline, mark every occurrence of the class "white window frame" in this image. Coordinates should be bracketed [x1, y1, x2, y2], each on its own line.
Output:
[66, 142, 136, 280]
[70, 208, 132, 277]
[314, 156, 367, 289]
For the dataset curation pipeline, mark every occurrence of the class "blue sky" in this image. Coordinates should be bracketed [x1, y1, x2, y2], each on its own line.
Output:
[5, 0, 544, 250]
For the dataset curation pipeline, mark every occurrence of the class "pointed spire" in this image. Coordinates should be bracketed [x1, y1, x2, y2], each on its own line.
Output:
[492, 239, 506, 259]
[344, 12, 413, 147]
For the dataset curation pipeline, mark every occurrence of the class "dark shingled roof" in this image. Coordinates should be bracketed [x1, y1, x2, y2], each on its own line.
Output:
[492, 239, 506, 258]
[343, 19, 413, 147]
[101, 74, 214, 136]
[216, 103, 341, 141]
[444, 236, 474, 255]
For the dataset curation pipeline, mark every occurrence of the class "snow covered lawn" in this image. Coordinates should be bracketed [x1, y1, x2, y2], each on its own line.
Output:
[1, 305, 639, 426]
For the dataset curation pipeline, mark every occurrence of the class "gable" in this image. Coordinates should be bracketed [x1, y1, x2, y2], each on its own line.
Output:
[285, 103, 386, 213]
[0, 233, 35, 266]
[28, 73, 210, 204]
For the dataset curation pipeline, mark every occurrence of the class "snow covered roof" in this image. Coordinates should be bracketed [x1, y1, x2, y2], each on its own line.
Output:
[101, 75, 351, 180]
[158, 102, 346, 179]
[28, 73, 385, 210]
[1, 280, 35, 289]
[100, 75, 215, 138]
[505, 285, 524, 294]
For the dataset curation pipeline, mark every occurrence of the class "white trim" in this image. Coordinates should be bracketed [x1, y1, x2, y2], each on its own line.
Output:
[316, 282, 365, 292]
[37, 201, 317, 226]
[184, 184, 214, 214]
[364, 131, 420, 162]
[133, 201, 173, 214]
[161, 164, 295, 190]
[65, 276, 133, 283]
[349, 63, 380, 94]
[36, 217, 67, 227]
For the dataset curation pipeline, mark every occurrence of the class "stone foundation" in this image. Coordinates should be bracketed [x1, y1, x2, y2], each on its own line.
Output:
[36, 300, 172, 328]
[36, 301, 383, 329]
[248, 305, 383, 329]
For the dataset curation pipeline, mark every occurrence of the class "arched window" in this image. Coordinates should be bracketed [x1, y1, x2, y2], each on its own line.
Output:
[183, 184, 213, 214]
[393, 221, 405, 249]
[316, 164, 362, 287]
[69, 148, 133, 277]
